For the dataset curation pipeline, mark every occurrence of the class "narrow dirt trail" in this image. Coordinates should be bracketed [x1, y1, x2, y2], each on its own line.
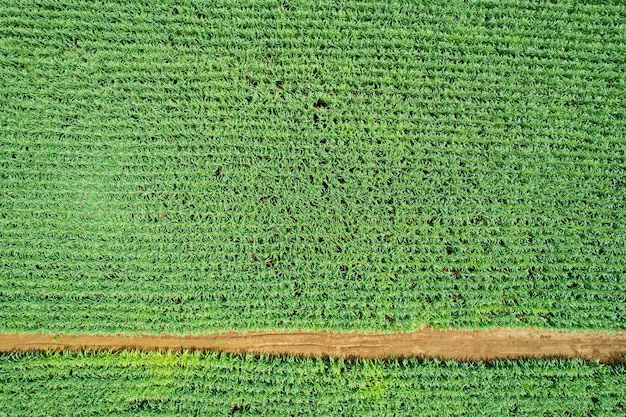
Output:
[1, 329, 624, 363]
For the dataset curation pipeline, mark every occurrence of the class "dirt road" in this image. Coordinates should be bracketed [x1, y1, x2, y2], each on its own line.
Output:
[1, 329, 624, 363]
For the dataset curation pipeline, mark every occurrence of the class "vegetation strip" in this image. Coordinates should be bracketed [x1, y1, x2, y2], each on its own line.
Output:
[1, 329, 625, 363]
[4, 352, 624, 416]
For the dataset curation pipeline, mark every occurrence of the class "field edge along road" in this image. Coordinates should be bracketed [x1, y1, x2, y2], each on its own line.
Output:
[1, 328, 625, 363]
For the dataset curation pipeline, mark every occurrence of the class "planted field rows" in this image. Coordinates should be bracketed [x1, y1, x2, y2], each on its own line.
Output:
[1, 0, 624, 334]
[2, 351, 625, 416]
[1, 0, 626, 415]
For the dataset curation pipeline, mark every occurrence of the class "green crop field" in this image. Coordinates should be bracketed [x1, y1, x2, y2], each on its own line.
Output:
[1, 1, 625, 415]
[1, 351, 624, 416]
[1, 0, 625, 334]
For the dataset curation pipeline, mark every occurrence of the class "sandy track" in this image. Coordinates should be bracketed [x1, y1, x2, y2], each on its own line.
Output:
[1, 329, 625, 363]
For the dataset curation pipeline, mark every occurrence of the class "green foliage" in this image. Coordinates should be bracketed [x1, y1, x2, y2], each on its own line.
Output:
[1, 0, 625, 333]
[0, 351, 624, 416]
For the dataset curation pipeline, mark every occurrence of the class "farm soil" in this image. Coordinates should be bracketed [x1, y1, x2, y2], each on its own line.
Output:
[1, 328, 624, 363]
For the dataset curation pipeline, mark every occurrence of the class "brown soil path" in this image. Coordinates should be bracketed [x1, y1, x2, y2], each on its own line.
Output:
[1, 329, 625, 363]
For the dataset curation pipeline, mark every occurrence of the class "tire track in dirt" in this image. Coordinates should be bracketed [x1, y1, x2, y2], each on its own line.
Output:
[1, 328, 624, 363]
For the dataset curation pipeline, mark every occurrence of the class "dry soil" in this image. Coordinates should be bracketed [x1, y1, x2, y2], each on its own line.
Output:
[1, 328, 625, 363]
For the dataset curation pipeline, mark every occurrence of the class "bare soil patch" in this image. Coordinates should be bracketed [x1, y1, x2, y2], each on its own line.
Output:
[1, 328, 624, 363]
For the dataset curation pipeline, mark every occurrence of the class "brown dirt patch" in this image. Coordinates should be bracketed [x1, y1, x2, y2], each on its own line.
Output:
[1, 328, 624, 363]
